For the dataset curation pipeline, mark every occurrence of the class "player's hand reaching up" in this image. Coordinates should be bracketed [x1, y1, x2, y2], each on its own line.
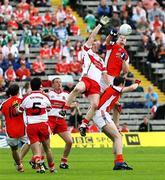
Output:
[100, 16, 110, 26]
[109, 28, 118, 37]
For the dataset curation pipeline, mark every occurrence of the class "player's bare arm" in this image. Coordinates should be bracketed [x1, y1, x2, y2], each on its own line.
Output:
[86, 16, 110, 47]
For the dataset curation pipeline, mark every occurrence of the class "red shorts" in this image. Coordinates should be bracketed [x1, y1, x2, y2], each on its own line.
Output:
[81, 77, 100, 97]
[26, 122, 50, 144]
[48, 116, 68, 134]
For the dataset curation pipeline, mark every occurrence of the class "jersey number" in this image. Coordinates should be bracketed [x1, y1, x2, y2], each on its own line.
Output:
[32, 102, 41, 115]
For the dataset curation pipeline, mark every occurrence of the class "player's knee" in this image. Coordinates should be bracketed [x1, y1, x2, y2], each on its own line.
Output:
[66, 138, 73, 147]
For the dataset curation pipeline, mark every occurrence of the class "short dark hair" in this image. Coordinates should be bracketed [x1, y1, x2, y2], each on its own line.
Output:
[30, 77, 41, 90]
[113, 76, 125, 86]
[52, 77, 61, 83]
[8, 84, 19, 96]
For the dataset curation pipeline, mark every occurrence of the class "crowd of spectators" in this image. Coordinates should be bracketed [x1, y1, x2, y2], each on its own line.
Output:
[0, 0, 83, 93]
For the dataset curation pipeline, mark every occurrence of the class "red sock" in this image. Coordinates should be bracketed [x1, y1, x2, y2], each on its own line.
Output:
[48, 162, 55, 168]
[61, 157, 68, 164]
[41, 156, 45, 160]
[82, 118, 89, 125]
[33, 155, 41, 163]
[114, 154, 124, 164]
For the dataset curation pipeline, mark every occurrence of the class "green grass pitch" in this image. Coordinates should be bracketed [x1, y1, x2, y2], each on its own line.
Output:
[0, 147, 165, 180]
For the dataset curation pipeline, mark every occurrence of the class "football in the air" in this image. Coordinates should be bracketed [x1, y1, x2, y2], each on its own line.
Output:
[119, 24, 132, 35]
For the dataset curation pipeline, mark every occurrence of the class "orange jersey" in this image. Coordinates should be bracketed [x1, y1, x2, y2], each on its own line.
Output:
[40, 48, 51, 59]
[16, 67, 31, 80]
[98, 85, 123, 112]
[105, 43, 128, 77]
[0, 96, 25, 138]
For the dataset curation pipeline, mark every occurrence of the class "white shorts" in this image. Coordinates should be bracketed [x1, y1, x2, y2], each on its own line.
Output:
[6, 135, 29, 147]
[93, 110, 112, 131]
[100, 75, 115, 93]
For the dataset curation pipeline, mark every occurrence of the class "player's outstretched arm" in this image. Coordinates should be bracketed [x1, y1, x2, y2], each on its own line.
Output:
[86, 16, 109, 47]
[122, 80, 141, 93]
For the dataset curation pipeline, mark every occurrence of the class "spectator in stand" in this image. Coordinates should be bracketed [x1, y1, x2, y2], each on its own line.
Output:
[142, 0, 156, 11]
[65, 8, 76, 25]
[109, 11, 121, 29]
[139, 116, 152, 132]
[54, 20, 68, 45]
[2, 39, 19, 59]
[0, 14, 6, 30]
[120, 123, 129, 133]
[16, 61, 31, 81]
[0, 75, 6, 97]
[68, 103, 83, 128]
[137, 17, 150, 35]
[145, 86, 158, 108]
[147, 42, 158, 62]
[14, 5, 29, 29]
[148, 2, 165, 23]
[51, 39, 62, 61]
[18, 0, 30, 12]
[132, 2, 146, 24]
[42, 23, 56, 41]
[4, 64, 16, 83]
[139, 34, 152, 52]
[29, 9, 42, 28]
[20, 82, 31, 97]
[4, 26, 17, 44]
[151, 27, 165, 45]
[122, 0, 133, 19]
[62, 40, 73, 63]
[54, 56, 70, 75]
[1, 0, 13, 22]
[32, 55, 46, 75]
[42, 10, 52, 25]
[150, 15, 163, 32]
[19, 22, 31, 55]
[56, 6, 66, 23]
[70, 20, 80, 36]
[157, 44, 165, 63]
[30, 27, 41, 47]
[13, 54, 31, 72]
[40, 42, 52, 60]
[97, 0, 110, 19]
[109, 0, 120, 18]
[69, 54, 82, 76]
[74, 41, 82, 58]
[7, 15, 19, 30]
[0, 51, 9, 72]
[85, 10, 96, 33]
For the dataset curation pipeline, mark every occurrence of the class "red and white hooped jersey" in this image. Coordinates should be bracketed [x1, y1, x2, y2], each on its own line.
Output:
[105, 43, 129, 77]
[98, 85, 123, 112]
[19, 91, 51, 124]
[47, 90, 69, 118]
[81, 44, 106, 84]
